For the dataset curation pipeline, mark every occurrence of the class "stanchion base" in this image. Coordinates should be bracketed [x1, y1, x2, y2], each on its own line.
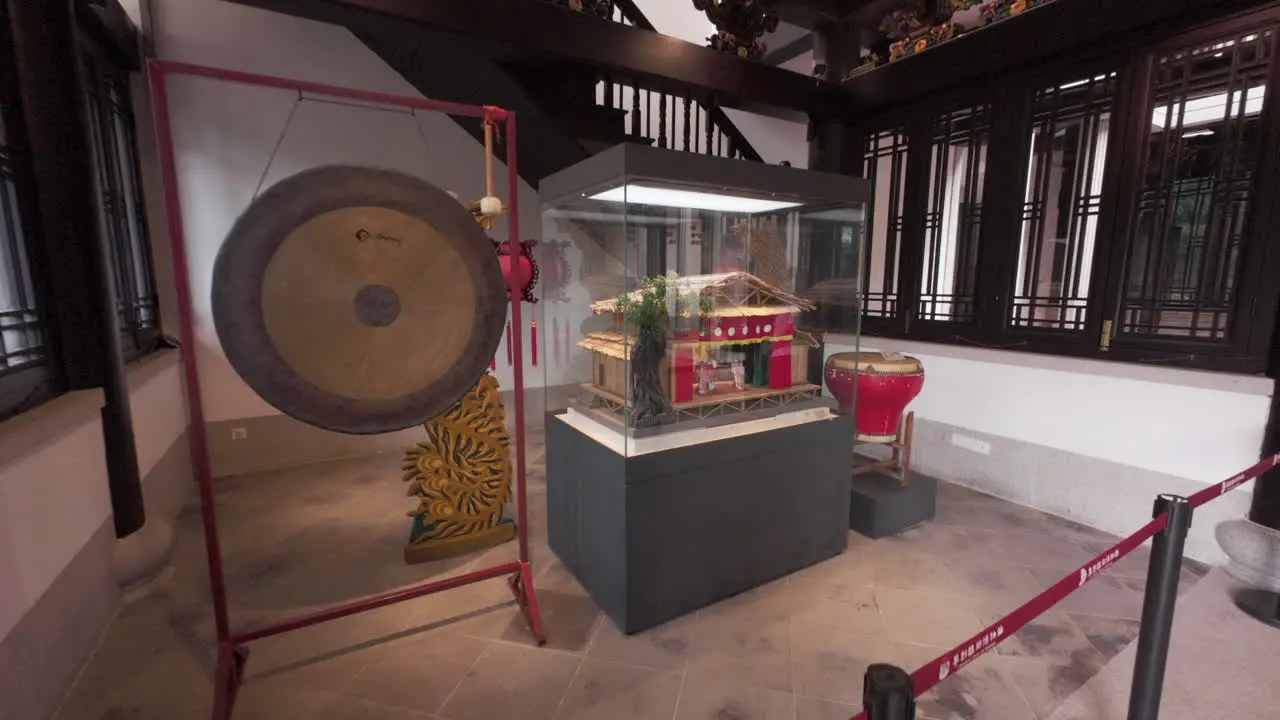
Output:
[1235, 588, 1280, 629]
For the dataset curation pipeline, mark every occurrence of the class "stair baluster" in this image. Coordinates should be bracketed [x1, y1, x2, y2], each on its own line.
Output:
[630, 83, 640, 137]
[682, 94, 691, 152]
[658, 93, 667, 148]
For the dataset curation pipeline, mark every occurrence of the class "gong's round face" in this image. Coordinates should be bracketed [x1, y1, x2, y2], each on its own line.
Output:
[212, 165, 506, 435]
[261, 207, 477, 402]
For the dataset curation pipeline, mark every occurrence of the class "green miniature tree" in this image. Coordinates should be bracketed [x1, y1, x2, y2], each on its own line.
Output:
[615, 273, 702, 428]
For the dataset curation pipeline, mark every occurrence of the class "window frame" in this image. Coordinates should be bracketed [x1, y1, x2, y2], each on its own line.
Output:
[76, 24, 161, 363]
[1097, 16, 1280, 372]
[0, 4, 64, 421]
[840, 6, 1280, 375]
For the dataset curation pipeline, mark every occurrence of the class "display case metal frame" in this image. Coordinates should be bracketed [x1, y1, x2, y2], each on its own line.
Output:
[540, 141, 873, 209]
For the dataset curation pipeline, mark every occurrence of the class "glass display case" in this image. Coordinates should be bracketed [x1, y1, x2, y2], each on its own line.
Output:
[537, 143, 870, 456]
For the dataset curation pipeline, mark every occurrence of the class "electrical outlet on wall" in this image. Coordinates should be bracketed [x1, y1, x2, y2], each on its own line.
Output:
[231, 427, 248, 441]
[951, 433, 991, 455]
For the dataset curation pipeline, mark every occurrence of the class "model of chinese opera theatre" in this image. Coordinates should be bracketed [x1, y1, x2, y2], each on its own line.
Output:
[579, 271, 822, 421]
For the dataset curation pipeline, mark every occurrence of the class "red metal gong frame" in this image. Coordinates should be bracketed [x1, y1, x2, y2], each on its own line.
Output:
[147, 60, 546, 720]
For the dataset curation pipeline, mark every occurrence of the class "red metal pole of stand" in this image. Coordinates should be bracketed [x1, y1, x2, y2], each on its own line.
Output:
[500, 108, 546, 644]
[148, 63, 239, 706]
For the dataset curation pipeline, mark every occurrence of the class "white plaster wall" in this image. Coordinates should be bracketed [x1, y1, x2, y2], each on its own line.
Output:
[824, 334, 1273, 563]
[0, 414, 109, 641]
[151, 0, 593, 423]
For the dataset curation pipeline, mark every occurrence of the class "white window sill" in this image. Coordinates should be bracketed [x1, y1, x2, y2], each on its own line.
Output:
[824, 333, 1273, 397]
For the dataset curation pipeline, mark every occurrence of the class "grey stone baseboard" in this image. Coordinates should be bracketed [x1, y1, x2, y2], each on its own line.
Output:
[0, 520, 118, 720]
[142, 429, 193, 523]
[906, 417, 1251, 565]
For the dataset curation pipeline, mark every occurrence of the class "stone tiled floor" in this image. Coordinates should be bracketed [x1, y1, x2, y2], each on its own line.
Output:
[56, 427, 1206, 720]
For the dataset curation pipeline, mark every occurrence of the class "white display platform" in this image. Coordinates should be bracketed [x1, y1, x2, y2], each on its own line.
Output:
[559, 405, 838, 457]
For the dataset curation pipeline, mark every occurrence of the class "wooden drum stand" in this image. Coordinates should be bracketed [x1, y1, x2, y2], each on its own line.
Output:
[852, 410, 915, 487]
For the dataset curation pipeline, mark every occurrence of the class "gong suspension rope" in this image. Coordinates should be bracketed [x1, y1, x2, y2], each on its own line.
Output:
[252, 93, 440, 200]
[253, 90, 303, 200]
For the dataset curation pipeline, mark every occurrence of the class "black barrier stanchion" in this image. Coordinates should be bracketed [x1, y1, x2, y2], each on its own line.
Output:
[864, 663, 915, 720]
[1127, 494, 1192, 720]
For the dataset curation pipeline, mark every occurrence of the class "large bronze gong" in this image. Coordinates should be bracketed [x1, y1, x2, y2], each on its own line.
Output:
[212, 165, 507, 435]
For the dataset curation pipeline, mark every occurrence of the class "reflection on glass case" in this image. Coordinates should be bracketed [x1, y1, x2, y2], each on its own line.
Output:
[538, 144, 870, 454]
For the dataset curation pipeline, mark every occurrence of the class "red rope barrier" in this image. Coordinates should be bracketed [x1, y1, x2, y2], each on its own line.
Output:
[850, 452, 1280, 720]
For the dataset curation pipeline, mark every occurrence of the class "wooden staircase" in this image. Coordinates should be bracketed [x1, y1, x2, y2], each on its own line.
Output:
[228, 0, 767, 183]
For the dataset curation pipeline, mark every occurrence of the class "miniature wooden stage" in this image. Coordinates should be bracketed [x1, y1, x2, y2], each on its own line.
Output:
[582, 381, 823, 422]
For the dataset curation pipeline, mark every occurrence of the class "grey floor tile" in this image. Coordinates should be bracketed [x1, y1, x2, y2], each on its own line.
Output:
[795, 695, 860, 720]
[875, 587, 985, 648]
[437, 642, 580, 720]
[676, 668, 795, 720]
[1066, 614, 1140, 661]
[587, 613, 696, 671]
[553, 658, 681, 720]
[341, 630, 488, 713]
[995, 648, 1108, 719]
[917, 653, 1037, 720]
[57, 434, 1161, 720]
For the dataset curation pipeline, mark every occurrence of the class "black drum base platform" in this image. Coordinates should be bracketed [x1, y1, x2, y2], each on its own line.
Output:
[849, 470, 937, 539]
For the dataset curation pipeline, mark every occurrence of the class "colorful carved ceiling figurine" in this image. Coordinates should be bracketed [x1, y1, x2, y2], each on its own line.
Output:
[401, 373, 515, 564]
[560, 0, 615, 18]
[874, 0, 1044, 65]
[693, 0, 780, 60]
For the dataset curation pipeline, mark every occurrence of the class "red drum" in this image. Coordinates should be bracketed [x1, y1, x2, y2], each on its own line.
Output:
[824, 351, 924, 443]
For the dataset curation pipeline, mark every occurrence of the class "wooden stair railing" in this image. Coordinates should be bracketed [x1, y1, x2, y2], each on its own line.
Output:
[576, 0, 765, 162]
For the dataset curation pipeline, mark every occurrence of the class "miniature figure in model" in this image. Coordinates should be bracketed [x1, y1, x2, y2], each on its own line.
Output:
[731, 359, 746, 390]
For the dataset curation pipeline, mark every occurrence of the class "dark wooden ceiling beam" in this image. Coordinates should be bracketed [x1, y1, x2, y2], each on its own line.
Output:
[763, 32, 815, 67]
[230, 0, 854, 116]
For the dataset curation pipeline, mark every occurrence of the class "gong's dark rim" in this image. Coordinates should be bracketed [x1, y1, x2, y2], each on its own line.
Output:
[211, 164, 507, 435]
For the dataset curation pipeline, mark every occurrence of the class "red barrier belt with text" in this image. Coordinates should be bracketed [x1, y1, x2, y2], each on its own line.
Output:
[850, 452, 1280, 720]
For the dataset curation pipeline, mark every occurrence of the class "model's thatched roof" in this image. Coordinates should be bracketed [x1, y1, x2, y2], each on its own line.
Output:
[590, 271, 816, 317]
[794, 330, 821, 349]
[577, 331, 631, 360]
[801, 278, 861, 307]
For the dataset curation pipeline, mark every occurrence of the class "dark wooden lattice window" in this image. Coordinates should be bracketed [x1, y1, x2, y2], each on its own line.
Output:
[1011, 72, 1119, 332]
[81, 47, 159, 360]
[918, 105, 989, 324]
[0, 86, 45, 377]
[861, 129, 908, 319]
[1119, 29, 1273, 341]
[0, 7, 56, 420]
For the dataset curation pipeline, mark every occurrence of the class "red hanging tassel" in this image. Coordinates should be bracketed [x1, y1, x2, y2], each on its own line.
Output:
[552, 317, 560, 366]
[490, 355, 496, 371]
[505, 320, 513, 366]
[531, 320, 539, 367]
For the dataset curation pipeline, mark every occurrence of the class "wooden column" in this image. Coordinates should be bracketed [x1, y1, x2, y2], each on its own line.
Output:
[8, 0, 146, 537]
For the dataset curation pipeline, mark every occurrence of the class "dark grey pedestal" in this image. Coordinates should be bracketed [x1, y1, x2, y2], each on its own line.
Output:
[849, 471, 938, 539]
[546, 410, 853, 634]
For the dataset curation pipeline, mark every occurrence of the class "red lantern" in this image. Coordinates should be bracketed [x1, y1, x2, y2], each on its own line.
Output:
[824, 351, 924, 443]
[495, 239, 539, 304]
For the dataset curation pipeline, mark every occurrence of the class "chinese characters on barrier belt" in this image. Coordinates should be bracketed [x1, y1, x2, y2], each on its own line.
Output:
[849, 451, 1280, 720]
